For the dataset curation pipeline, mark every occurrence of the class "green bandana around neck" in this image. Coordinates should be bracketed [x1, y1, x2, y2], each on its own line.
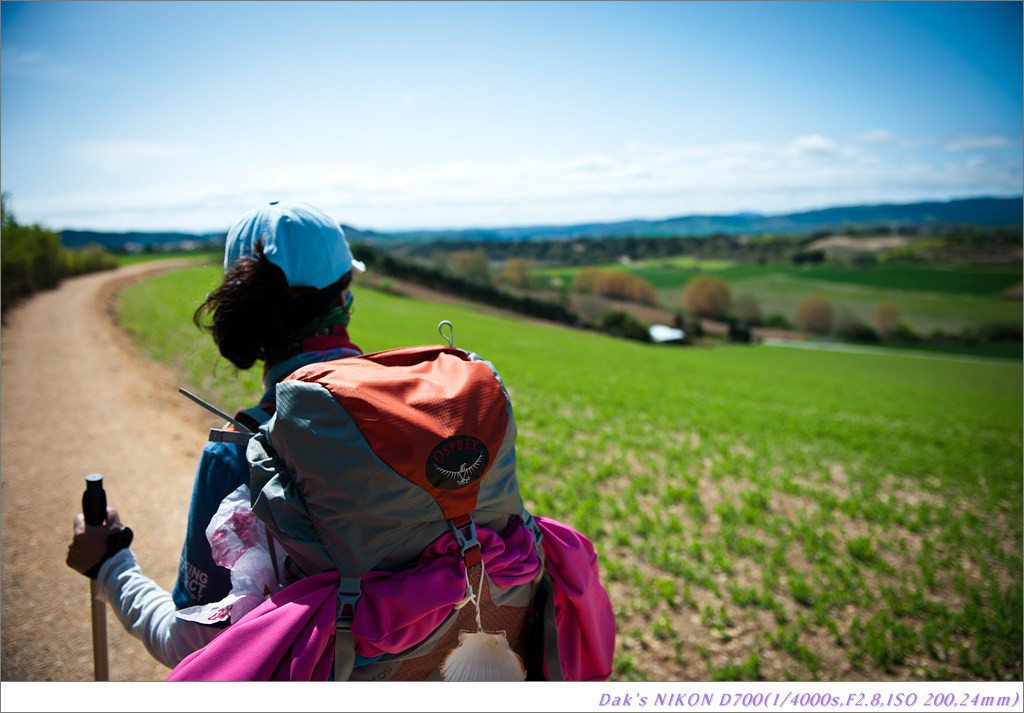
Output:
[264, 299, 353, 367]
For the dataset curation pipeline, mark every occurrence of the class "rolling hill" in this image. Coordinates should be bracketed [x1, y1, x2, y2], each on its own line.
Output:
[60, 195, 1022, 251]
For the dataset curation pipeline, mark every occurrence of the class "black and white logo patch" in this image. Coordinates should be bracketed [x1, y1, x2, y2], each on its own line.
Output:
[426, 435, 490, 490]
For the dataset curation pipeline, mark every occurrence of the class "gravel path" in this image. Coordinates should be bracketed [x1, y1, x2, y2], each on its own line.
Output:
[1, 261, 221, 682]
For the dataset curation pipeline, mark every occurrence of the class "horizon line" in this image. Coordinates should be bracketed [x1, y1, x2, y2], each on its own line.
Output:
[49, 193, 1024, 237]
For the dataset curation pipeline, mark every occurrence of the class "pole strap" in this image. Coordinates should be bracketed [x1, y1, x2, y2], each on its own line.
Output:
[334, 577, 362, 681]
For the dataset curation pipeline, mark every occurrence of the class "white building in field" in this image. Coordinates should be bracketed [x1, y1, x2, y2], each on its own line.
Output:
[649, 324, 685, 344]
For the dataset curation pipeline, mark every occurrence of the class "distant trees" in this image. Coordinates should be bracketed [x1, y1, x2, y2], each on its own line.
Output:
[446, 249, 490, 284]
[597, 309, 651, 342]
[572, 268, 658, 305]
[502, 257, 534, 289]
[874, 301, 900, 341]
[834, 306, 878, 342]
[355, 214, 1024, 355]
[431, 248, 491, 283]
[572, 268, 599, 293]
[796, 294, 835, 333]
[792, 249, 826, 265]
[731, 294, 762, 326]
[403, 231, 809, 268]
[593, 271, 658, 305]
[680, 275, 731, 320]
[354, 244, 577, 326]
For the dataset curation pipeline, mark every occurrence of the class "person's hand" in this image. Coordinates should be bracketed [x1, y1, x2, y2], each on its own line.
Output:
[66, 508, 133, 579]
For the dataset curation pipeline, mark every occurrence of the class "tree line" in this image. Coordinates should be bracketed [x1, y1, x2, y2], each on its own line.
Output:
[680, 274, 1021, 349]
[381, 223, 1022, 270]
[353, 243, 654, 342]
[394, 232, 802, 267]
[1, 194, 118, 313]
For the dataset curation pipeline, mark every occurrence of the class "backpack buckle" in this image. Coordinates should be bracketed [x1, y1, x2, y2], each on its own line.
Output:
[448, 516, 482, 567]
[336, 577, 362, 625]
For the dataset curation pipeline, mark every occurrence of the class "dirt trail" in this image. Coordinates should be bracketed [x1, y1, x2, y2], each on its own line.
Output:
[0, 262, 587, 683]
[1, 261, 222, 682]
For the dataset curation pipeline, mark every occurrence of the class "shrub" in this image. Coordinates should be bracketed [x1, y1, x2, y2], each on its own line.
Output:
[447, 249, 490, 284]
[727, 318, 753, 343]
[502, 257, 534, 289]
[674, 310, 704, 337]
[875, 302, 900, 341]
[572, 268, 600, 293]
[598, 309, 651, 342]
[950, 322, 1022, 347]
[584, 270, 659, 305]
[352, 244, 578, 326]
[732, 294, 762, 326]
[573, 294, 609, 326]
[762, 313, 793, 330]
[680, 275, 731, 319]
[1, 193, 117, 312]
[64, 244, 118, 277]
[835, 307, 878, 342]
[796, 294, 835, 333]
[973, 321, 1023, 344]
[888, 322, 921, 344]
[793, 249, 826, 265]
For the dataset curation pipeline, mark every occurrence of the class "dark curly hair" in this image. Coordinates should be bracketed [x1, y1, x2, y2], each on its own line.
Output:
[193, 242, 352, 370]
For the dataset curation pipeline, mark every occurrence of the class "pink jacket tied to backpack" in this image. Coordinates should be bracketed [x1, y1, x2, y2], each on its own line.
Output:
[168, 517, 614, 681]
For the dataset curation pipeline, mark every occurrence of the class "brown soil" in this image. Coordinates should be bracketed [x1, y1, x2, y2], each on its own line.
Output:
[1, 261, 221, 682]
[803, 234, 911, 253]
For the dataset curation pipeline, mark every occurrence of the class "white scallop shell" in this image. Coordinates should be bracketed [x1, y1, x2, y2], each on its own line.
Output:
[440, 630, 527, 682]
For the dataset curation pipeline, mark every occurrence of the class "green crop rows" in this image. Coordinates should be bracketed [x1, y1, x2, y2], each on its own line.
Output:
[119, 265, 1023, 681]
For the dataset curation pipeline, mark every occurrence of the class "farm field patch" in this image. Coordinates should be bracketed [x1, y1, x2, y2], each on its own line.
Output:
[538, 258, 1021, 337]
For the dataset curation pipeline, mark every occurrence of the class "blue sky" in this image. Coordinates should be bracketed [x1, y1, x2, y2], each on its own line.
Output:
[2, 1, 1021, 233]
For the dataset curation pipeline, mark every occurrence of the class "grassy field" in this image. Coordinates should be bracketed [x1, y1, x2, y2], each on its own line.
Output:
[538, 258, 1022, 336]
[116, 250, 222, 267]
[118, 264, 1023, 682]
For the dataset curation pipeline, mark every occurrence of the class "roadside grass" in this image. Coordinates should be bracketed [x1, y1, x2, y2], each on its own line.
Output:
[116, 250, 221, 267]
[118, 266, 1023, 682]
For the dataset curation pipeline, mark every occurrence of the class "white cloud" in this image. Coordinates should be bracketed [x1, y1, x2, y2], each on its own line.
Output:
[855, 129, 896, 144]
[0, 45, 93, 83]
[944, 134, 1017, 152]
[571, 153, 616, 169]
[781, 134, 841, 157]
[74, 141, 198, 170]
[0, 47, 45, 73]
[18, 130, 1022, 232]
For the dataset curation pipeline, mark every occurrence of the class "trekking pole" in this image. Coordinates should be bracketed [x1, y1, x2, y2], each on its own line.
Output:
[82, 473, 109, 681]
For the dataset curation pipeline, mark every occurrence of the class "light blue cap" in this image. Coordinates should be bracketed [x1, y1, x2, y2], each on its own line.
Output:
[223, 200, 365, 289]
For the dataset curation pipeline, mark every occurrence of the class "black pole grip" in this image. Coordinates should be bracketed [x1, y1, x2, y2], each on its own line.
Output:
[83, 473, 106, 527]
[81, 473, 133, 580]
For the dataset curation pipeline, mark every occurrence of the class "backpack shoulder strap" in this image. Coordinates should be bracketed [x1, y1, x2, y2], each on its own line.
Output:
[208, 429, 252, 445]
[236, 405, 273, 430]
[208, 405, 273, 445]
[179, 387, 273, 444]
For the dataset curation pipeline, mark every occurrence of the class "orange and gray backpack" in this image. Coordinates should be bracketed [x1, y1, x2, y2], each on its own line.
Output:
[171, 340, 615, 681]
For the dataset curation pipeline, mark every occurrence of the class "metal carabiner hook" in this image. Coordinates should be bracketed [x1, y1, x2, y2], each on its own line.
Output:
[438, 320, 455, 348]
